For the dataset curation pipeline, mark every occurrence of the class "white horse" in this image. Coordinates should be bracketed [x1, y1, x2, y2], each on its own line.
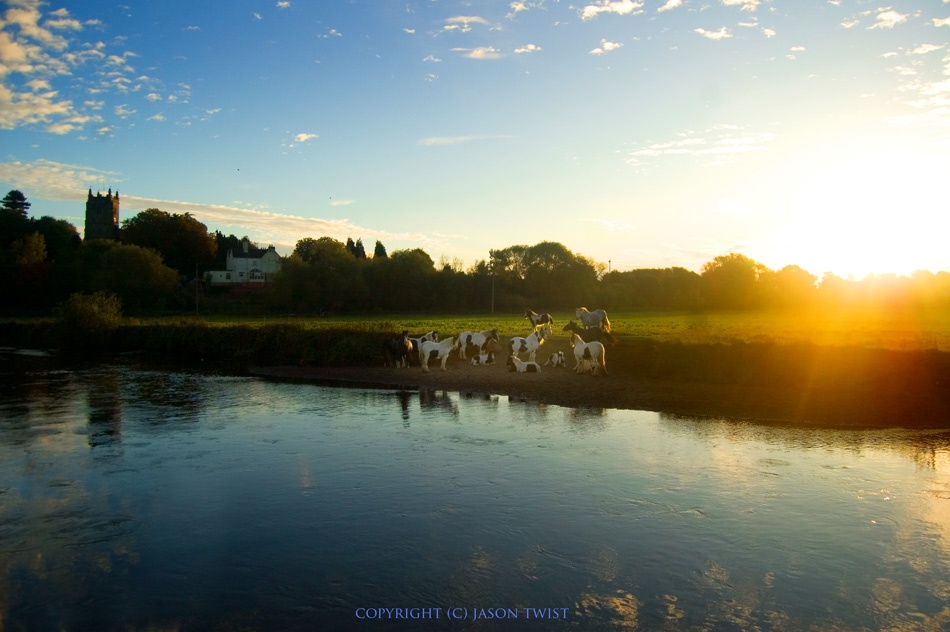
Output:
[420, 336, 457, 372]
[508, 323, 550, 362]
[570, 333, 607, 376]
[575, 307, 611, 332]
[507, 356, 542, 373]
[408, 331, 438, 365]
[455, 329, 499, 360]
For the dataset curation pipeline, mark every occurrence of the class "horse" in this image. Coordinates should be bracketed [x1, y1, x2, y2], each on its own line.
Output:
[408, 331, 438, 365]
[508, 323, 551, 362]
[470, 351, 496, 365]
[543, 351, 566, 368]
[455, 329, 499, 360]
[384, 331, 413, 368]
[569, 333, 607, 376]
[420, 336, 457, 372]
[525, 309, 555, 330]
[507, 356, 542, 373]
[562, 320, 617, 346]
[575, 307, 611, 332]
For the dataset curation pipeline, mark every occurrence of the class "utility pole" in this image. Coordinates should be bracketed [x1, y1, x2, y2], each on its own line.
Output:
[490, 250, 495, 315]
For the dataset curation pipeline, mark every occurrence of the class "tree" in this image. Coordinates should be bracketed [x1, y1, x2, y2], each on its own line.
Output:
[12, 232, 46, 266]
[373, 240, 388, 258]
[120, 208, 217, 276]
[92, 244, 181, 311]
[700, 253, 771, 309]
[32, 216, 81, 261]
[294, 236, 351, 265]
[212, 231, 256, 268]
[1, 190, 31, 217]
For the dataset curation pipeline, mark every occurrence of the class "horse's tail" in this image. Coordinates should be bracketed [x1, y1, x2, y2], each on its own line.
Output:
[602, 313, 612, 333]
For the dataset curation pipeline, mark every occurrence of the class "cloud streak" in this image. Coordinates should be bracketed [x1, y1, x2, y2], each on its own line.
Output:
[0, 158, 442, 254]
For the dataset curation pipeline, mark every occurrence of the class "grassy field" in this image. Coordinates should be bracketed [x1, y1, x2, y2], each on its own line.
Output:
[144, 307, 950, 352]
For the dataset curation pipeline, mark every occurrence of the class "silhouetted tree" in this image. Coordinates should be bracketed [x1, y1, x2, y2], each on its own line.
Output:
[701, 253, 771, 309]
[121, 208, 217, 276]
[373, 240, 388, 258]
[1, 190, 30, 217]
[212, 231, 256, 268]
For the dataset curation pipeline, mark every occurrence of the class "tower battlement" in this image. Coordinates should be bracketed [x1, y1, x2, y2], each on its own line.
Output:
[84, 188, 120, 241]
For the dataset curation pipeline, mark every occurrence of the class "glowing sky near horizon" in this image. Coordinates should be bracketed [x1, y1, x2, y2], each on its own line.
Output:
[1, 0, 948, 278]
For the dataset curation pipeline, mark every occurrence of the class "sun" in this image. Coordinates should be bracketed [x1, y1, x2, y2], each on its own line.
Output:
[762, 139, 947, 278]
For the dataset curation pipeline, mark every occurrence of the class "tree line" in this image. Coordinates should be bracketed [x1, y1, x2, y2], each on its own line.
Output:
[2, 190, 948, 316]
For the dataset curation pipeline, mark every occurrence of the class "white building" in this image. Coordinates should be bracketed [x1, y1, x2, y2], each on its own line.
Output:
[205, 239, 281, 286]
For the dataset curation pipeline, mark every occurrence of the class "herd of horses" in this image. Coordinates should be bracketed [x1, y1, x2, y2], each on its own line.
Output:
[383, 307, 615, 376]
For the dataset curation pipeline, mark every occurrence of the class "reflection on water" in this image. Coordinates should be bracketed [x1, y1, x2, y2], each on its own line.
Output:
[1, 354, 949, 630]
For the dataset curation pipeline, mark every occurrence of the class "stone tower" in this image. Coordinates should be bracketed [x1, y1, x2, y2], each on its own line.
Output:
[84, 188, 120, 241]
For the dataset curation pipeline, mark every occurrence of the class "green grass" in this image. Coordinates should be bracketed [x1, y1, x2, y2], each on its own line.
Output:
[135, 307, 950, 352]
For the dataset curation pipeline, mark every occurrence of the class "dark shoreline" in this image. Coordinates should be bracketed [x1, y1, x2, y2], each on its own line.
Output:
[3, 319, 948, 428]
[248, 355, 950, 429]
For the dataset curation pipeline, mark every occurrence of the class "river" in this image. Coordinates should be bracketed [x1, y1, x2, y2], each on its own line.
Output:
[1, 353, 949, 630]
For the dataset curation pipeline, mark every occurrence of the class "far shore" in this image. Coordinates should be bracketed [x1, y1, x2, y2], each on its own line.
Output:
[249, 338, 950, 429]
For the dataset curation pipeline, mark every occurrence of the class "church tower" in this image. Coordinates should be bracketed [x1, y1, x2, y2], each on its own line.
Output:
[84, 188, 120, 241]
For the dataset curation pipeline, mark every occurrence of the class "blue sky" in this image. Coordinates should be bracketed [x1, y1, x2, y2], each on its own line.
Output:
[1, 0, 948, 277]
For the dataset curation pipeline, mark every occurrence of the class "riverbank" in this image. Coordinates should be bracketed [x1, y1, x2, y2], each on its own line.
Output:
[3, 319, 947, 428]
[251, 337, 950, 428]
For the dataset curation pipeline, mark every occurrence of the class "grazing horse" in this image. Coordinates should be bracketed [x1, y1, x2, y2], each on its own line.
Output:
[420, 336, 457, 372]
[569, 333, 607, 376]
[384, 331, 413, 368]
[562, 320, 617, 346]
[408, 331, 438, 366]
[508, 323, 551, 362]
[575, 307, 611, 332]
[507, 356, 542, 373]
[525, 309, 555, 330]
[455, 329, 499, 360]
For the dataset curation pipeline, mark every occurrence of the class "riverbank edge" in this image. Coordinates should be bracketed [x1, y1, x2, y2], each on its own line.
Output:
[2, 320, 948, 428]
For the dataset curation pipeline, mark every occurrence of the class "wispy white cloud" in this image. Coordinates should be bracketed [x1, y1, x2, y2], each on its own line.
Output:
[515, 43, 542, 54]
[869, 8, 909, 30]
[294, 133, 318, 142]
[657, 0, 683, 13]
[0, 159, 441, 253]
[443, 16, 492, 33]
[721, 0, 759, 12]
[276, 2, 291, 9]
[934, 17, 950, 28]
[695, 27, 733, 40]
[590, 39, 623, 55]
[580, 1, 644, 21]
[417, 135, 509, 146]
[910, 44, 945, 55]
[452, 46, 503, 60]
[507, 1, 544, 19]
[626, 125, 776, 168]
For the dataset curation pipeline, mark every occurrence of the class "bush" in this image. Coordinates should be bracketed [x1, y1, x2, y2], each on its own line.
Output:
[54, 291, 123, 352]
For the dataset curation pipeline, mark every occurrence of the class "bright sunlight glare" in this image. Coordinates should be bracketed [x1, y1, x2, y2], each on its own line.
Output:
[764, 141, 946, 279]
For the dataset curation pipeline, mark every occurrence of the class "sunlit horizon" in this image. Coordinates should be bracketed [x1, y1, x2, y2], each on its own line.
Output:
[2, 1, 947, 280]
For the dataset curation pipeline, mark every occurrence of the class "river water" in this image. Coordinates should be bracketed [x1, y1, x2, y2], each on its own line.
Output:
[1, 353, 949, 630]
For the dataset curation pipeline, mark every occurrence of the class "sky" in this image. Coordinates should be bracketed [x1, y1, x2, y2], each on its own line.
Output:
[1, 0, 948, 278]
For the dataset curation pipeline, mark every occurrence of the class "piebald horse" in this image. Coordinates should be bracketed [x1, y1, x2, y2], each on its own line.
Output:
[525, 309, 555, 330]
